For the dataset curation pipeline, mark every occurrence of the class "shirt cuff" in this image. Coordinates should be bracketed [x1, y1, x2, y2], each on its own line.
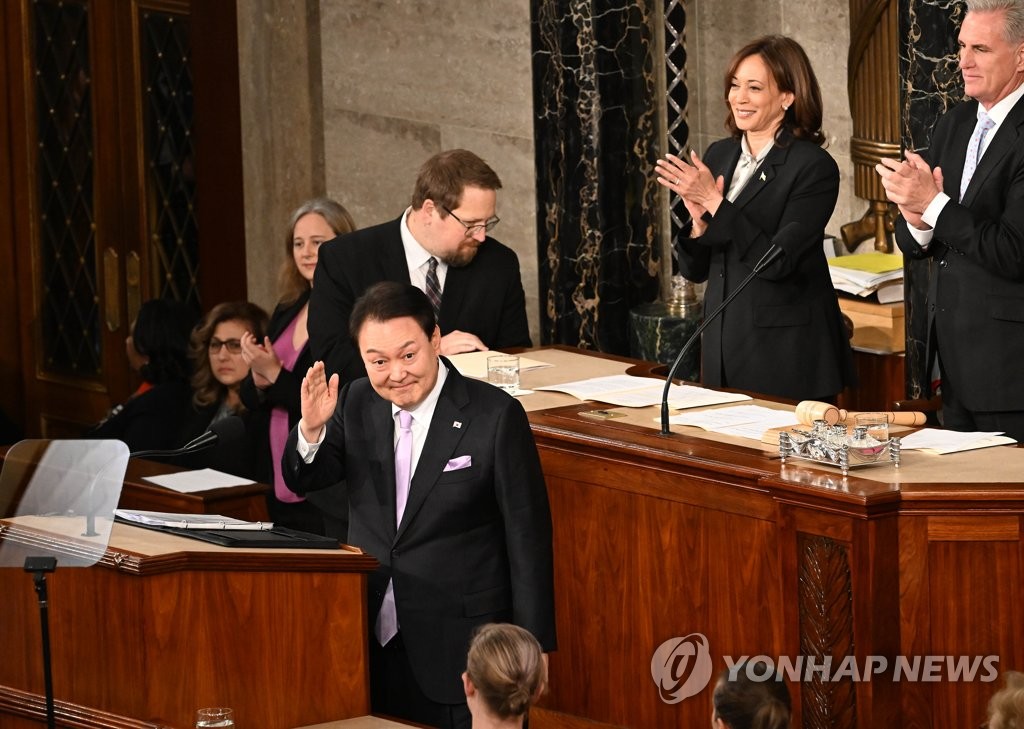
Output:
[921, 191, 949, 229]
[297, 420, 325, 463]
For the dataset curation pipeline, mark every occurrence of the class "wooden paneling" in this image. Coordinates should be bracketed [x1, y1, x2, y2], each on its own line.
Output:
[0, 520, 375, 728]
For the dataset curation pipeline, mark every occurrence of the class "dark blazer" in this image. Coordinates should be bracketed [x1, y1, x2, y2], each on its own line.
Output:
[87, 380, 192, 453]
[895, 94, 1024, 412]
[283, 359, 556, 704]
[308, 217, 532, 382]
[677, 136, 854, 400]
[238, 291, 327, 534]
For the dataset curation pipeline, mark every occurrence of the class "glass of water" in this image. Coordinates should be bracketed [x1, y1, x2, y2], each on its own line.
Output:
[196, 707, 234, 728]
[487, 354, 520, 394]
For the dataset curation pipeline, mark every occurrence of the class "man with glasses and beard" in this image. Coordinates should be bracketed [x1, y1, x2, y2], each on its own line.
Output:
[309, 149, 532, 384]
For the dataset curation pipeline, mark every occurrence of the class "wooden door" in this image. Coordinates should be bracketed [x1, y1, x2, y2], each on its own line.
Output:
[2, 0, 246, 438]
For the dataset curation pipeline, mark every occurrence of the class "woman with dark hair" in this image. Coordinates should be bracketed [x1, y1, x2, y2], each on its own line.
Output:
[712, 660, 792, 729]
[655, 35, 853, 402]
[462, 623, 546, 729]
[238, 198, 355, 533]
[87, 298, 197, 452]
[186, 301, 268, 426]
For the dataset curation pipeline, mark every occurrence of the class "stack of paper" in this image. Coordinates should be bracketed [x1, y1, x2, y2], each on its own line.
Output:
[535, 374, 751, 409]
[829, 252, 903, 299]
[898, 429, 1017, 454]
[114, 509, 274, 530]
[666, 404, 800, 441]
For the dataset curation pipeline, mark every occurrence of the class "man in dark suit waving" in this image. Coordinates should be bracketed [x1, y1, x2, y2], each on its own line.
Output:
[309, 149, 532, 384]
[284, 282, 555, 728]
[877, 0, 1024, 440]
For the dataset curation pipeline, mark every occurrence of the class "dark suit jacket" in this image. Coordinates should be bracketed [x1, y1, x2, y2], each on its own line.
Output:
[308, 217, 532, 382]
[895, 94, 1024, 411]
[677, 136, 854, 400]
[87, 380, 192, 453]
[283, 359, 556, 704]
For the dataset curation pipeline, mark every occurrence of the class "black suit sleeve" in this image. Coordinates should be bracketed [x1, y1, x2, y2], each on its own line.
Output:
[308, 236, 365, 383]
[494, 399, 556, 651]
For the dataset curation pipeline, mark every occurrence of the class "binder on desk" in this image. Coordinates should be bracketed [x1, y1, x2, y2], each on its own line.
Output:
[114, 515, 340, 549]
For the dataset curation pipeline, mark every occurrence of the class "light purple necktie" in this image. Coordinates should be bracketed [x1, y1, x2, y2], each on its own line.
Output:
[375, 410, 413, 646]
[960, 112, 995, 201]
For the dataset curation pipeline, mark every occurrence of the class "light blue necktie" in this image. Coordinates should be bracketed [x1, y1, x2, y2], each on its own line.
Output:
[960, 112, 995, 201]
[375, 410, 413, 646]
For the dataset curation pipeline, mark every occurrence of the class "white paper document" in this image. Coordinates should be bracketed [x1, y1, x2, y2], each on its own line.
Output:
[446, 351, 554, 379]
[141, 468, 256, 493]
[897, 428, 1017, 455]
[666, 404, 800, 441]
[114, 509, 272, 530]
[536, 374, 751, 409]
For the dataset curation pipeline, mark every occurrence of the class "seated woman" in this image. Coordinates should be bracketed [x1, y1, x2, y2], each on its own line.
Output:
[712, 659, 791, 729]
[239, 198, 355, 534]
[462, 623, 546, 729]
[87, 298, 197, 452]
[180, 301, 268, 478]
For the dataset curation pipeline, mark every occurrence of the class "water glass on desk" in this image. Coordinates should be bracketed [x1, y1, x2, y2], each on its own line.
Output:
[854, 412, 889, 444]
[196, 707, 234, 728]
[487, 354, 519, 394]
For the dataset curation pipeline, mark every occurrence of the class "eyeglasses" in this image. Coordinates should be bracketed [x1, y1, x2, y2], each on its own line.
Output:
[441, 205, 500, 237]
[208, 338, 243, 354]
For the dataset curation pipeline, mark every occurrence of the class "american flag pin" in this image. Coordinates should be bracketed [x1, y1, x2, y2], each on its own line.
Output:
[453, 421, 462, 429]
[760, 172, 766, 181]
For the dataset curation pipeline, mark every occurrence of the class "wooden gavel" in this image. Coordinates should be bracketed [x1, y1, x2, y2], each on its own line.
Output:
[795, 400, 927, 428]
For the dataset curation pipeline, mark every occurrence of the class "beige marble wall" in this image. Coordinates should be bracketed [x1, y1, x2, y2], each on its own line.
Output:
[317, 0, 540, 342]
[237, 0, 326, 313]
[688, 0, 859, 243]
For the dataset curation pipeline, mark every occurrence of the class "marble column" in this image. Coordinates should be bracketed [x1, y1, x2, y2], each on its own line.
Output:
[530, 0, 662, 353]
[898, 0, 962, 399]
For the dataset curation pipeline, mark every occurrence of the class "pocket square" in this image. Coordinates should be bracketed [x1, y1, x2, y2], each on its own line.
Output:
[443, 455, 472, 472]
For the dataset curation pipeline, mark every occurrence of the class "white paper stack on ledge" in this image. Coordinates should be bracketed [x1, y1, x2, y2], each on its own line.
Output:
[898, 429, 1017, 455]
[114, 509, 273, 530]
[667, 404, 800, 441]
[535, 374, 751, 409]
[829, 252, 903, 297]
[141, 468, 255, 493]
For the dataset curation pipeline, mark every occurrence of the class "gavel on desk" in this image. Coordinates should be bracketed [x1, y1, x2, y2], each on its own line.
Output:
[795, 401, 927, 427]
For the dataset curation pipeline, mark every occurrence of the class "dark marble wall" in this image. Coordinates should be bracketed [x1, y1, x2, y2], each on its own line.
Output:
[530, 0, 662, 353]
[898, 0, 964, 398]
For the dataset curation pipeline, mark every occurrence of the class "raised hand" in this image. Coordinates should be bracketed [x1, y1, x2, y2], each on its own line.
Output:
[299, 360, 339, 442]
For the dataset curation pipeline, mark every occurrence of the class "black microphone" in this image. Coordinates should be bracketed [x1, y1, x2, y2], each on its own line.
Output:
[659, 222, 802, 435]
[129, 415, 246, 459]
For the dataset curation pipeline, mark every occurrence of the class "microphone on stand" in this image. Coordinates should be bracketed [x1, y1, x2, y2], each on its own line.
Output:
[660, 222, 803, 435]
[129, 415, 246, 460]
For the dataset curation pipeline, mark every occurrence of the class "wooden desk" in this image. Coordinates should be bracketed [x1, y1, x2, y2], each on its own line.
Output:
[119, 457, 271, 521]
[0, 517, 377, 728]
[515, 348, 1023, 729]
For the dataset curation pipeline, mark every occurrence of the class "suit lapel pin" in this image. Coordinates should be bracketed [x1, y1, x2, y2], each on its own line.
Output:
[759, 172, 766, 182]
[453, 421, 462, 429]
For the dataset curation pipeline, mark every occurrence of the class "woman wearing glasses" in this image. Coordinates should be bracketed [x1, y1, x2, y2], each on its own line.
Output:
[237, 197, 356, 534]
[177, 301, 268, 479]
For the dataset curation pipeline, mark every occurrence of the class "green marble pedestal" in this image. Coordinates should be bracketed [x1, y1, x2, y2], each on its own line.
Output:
[628, 300, 703, 382]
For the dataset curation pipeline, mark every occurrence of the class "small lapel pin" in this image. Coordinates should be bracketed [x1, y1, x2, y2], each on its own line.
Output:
[759, 172, 766, 182]
[453, 421, 462, 429]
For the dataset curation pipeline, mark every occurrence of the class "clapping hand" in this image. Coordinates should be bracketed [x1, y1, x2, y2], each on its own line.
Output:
[299, 361, 338, 442]
[240, 331, 283, 387]
[875, 151, 943, 230]
[655, 151, 725, 235]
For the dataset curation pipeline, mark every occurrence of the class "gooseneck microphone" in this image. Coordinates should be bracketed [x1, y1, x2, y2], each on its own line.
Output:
[659, 222, 802, 435]
[129, 415, 246, 459]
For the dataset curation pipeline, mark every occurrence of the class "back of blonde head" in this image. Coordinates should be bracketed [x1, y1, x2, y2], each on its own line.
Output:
[989, 671, 1024, 729]
[466, 623, 545, 721]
